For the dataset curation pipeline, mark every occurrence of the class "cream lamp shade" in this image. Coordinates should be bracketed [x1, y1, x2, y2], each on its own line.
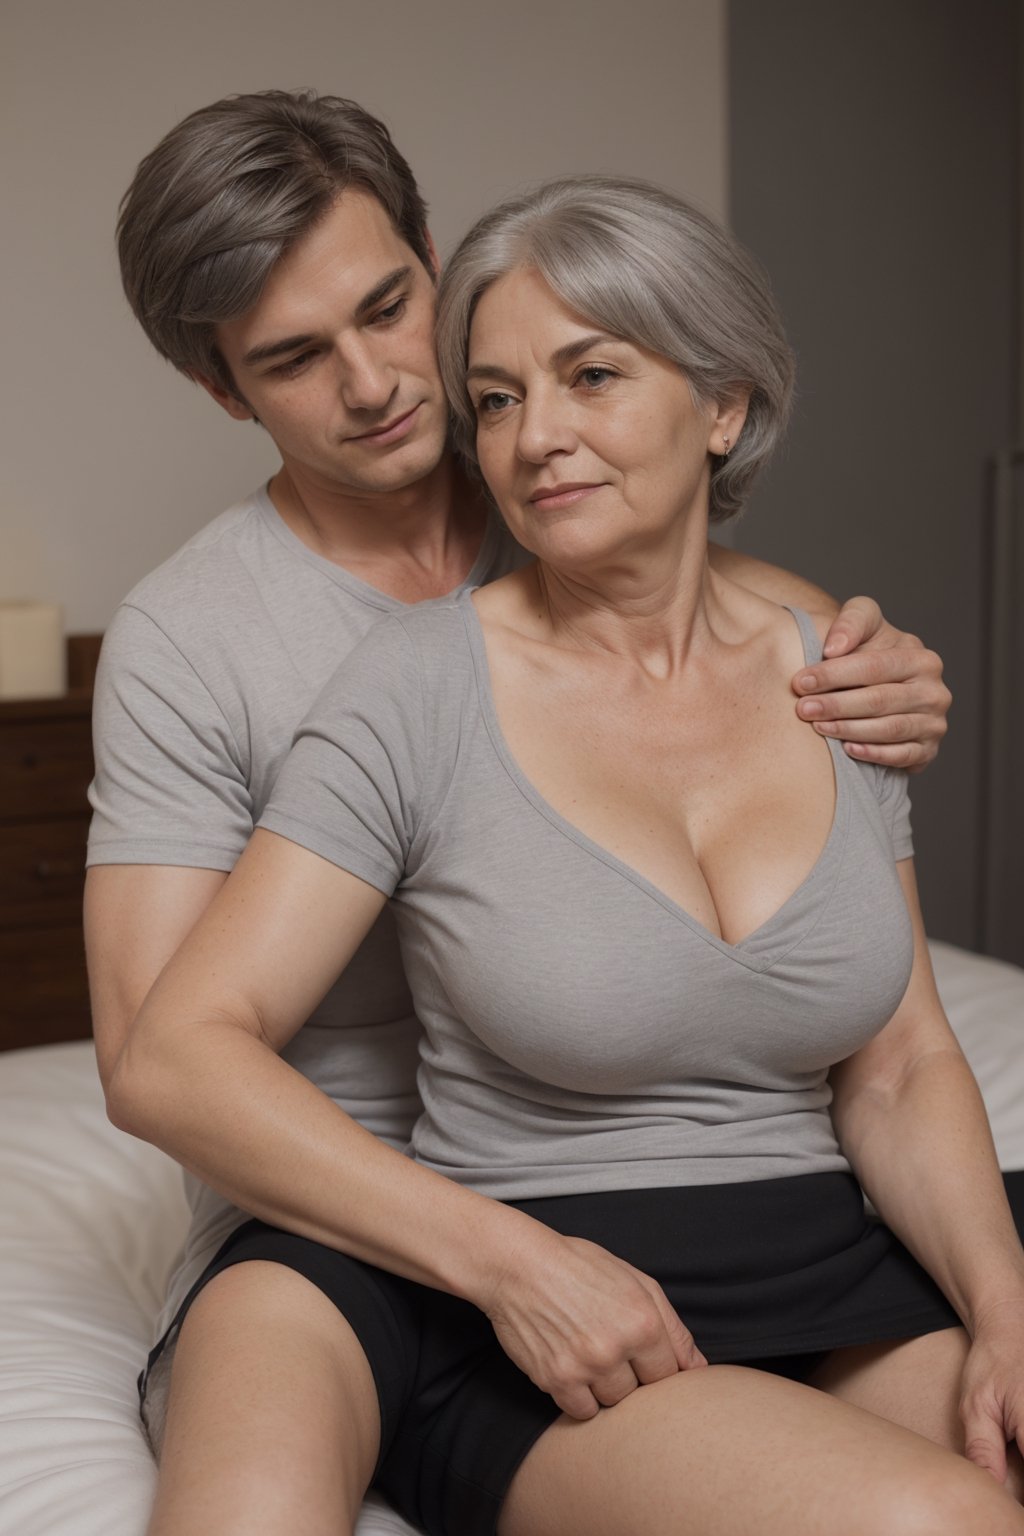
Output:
[0, 602, 65, 700]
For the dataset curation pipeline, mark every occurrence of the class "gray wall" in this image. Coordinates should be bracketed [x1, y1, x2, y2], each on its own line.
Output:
[1, 0, 726, 633]
[729, 0, 1020, 955]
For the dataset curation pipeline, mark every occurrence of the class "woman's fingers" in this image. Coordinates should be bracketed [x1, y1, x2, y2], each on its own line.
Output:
[591, 1362, 642, 1408]
[958, 1320, 1024, 1486]
[554, 1381, 602, 1420]
[484, 1232, 696, 1419]
[961, 1402, 1010, 1484]
[630, 1265, 707, 1374]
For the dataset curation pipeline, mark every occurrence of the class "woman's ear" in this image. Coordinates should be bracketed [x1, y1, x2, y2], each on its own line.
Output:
[710, 390, 751, 456]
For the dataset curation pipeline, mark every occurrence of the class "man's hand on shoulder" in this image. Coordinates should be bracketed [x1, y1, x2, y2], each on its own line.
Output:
[705, 546, 951, 773]
[793, 597, 951, 773]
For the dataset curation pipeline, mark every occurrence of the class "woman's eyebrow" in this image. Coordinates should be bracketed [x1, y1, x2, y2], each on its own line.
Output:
[466, 333, 623, 384]
[465, 362, 519, 385]
[549, 333, 621, 368]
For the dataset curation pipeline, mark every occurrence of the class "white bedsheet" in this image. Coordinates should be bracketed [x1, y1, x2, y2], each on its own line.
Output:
[0, 939, 1020, 1536]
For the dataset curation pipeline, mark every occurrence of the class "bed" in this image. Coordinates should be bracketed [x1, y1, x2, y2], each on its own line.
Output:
[0, 938, 1021, 1536]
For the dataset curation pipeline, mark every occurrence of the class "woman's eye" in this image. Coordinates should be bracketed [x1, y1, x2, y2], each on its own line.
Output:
[577, 366, 615, 389]
[477, 391, 515, 414]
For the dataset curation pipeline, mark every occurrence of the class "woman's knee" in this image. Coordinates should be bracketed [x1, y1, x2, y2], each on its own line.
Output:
[149, 1262, 380, 1536]
[176, 1258, 380, 1437]
[182, 1258, 353, 1345]
[887, 1457, 1024, 1536]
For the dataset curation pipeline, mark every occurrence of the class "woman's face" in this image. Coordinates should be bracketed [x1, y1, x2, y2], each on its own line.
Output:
[466, 268, 725, 572]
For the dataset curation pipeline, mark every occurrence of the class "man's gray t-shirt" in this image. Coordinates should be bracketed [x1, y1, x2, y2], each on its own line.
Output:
[87, 485, 525, 1339]
[261, 595, 916, 1199]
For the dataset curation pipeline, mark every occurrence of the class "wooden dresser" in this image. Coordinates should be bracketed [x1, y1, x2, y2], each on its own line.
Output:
[0, 637, 101, 1050]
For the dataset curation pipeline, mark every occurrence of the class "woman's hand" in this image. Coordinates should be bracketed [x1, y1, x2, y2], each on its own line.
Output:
[793, 596, 951, 772]
[959, 1297, 1024, 1484]
[481, 1228, 706, 1419]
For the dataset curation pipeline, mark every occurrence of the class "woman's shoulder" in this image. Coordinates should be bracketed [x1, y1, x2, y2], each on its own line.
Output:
[289, 599, 471, 750]
[713, 573, 825, 677]
[780, 603, 828, 667]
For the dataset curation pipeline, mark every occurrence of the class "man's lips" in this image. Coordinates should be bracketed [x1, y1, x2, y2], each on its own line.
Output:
[350, 403, 421, 444]
[528, 482, 604, 509]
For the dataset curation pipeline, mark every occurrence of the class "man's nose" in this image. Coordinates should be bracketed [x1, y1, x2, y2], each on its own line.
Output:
[339, 341, 398, 413]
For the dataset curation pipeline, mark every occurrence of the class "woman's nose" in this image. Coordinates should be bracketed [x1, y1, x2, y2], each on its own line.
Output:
[515, 390, 577, 463]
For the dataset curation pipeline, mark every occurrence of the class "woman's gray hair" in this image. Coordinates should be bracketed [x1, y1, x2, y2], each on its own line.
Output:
[118, 91, 431, 396]
[435, 176, 795, 523]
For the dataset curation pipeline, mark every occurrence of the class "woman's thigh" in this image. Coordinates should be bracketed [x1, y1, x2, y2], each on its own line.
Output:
[147, 1260, 381, 1536]
[499, 1363, 1024, 1536]
[809, 1325, 1024, 1500]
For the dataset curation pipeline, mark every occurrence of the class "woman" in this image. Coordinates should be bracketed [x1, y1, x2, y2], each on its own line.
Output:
[113, 177, 1024, 1536]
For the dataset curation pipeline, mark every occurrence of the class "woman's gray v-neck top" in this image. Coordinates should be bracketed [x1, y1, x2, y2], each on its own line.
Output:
[261, 595, 915, 1199]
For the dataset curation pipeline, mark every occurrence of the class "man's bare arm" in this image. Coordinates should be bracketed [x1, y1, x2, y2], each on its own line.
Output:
[707, 543, 951, 772]
[85, 864, 228, 1093]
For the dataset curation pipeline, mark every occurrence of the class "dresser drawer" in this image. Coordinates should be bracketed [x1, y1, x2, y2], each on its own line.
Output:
[0, 819, 89, 928]
[0, 717, 94, 819]
[0, 924, 93, 1046]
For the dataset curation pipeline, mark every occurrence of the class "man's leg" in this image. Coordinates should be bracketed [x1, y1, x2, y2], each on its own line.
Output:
[147, 1261, 380, 1536]
[499, 1363, 1024, 1536]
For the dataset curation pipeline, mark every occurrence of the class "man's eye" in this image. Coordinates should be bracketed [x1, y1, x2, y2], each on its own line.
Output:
[374, 297, 407, 323]
[477, 391, 515, 414]
[274, 351, 317, 377]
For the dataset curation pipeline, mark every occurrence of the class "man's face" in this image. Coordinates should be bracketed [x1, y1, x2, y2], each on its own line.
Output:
[205, 189, 450, 498]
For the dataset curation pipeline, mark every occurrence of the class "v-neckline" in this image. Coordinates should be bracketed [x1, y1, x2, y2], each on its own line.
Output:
[459, 590, 850, 972]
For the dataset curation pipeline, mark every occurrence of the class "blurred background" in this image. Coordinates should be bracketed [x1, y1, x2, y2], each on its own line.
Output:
[1, 0, 1020, 959]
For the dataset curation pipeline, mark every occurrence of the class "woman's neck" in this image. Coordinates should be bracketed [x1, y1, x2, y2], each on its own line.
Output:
[530, 514, 725, 681]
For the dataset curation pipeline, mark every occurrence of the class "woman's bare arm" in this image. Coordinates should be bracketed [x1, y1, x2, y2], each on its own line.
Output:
[830, 861, 1024, 1480]
[108, 828, 703, 1419]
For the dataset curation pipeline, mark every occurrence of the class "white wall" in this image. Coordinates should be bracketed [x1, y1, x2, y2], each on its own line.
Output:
[2, 0, 727, 632]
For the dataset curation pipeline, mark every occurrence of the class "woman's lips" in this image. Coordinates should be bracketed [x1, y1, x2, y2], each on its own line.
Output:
[528, 483, 603, 510]
[352, 403, 421, 445]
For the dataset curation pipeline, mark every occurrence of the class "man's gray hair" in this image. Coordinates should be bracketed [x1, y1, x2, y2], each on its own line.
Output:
[435, 176, 795, 523]
[118, 90, 432, 395]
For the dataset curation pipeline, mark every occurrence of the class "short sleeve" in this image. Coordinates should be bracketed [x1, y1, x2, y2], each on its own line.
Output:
[87, 605, 253, 869]
[870, 765, 914, 862]
[258, 616, 424, 897]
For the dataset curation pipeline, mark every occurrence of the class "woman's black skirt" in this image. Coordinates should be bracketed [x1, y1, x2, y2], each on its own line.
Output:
[145, 1171, 961, 1536]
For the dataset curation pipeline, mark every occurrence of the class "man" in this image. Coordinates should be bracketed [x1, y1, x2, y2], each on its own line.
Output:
[86, 90, 951, 1535]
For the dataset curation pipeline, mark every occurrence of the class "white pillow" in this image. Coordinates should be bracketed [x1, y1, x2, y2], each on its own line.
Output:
[929, 941, 1024, 1171]
[0, 1042, 414, 1536]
